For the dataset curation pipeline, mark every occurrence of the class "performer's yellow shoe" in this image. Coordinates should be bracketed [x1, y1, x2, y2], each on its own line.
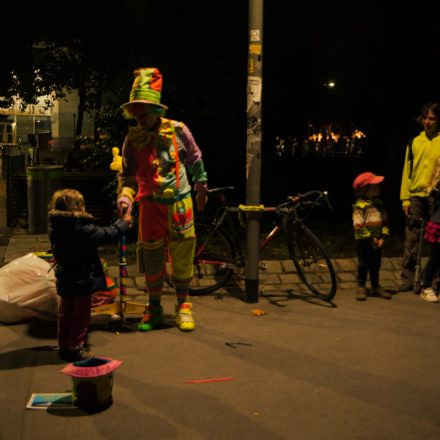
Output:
[176, 302, 195, 332]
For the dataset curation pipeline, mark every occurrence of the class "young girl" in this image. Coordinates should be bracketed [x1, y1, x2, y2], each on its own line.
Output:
[420, 157, 440, 303]
[49, 189, 132, 361]
[352, 172, 391, 301]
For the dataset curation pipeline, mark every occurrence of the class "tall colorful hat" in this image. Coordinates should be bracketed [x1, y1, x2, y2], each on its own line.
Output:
[120, 67, 168, 111]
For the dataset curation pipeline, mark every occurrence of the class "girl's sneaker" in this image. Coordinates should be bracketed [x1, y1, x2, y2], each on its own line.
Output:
[176, 302, 195, 331]
[73, 348, 95, 361]
[420, 288, 439, 303]
[137, 304, 164, 331]
[58, 347, 95, 362]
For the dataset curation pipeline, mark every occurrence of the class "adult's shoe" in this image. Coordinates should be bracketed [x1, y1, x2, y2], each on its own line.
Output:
[420, 287, 439, 303]
[399, 283, 413, 292]
[355, 287, 367, 301]
[176, 302, 195, 331]
[138, 304, 163, 332]
[371, 287, 392, 299]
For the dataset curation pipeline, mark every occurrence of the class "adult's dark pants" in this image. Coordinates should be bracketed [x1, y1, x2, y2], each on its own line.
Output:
[401, 196, 432, 286]
[357, 239, 381, 288]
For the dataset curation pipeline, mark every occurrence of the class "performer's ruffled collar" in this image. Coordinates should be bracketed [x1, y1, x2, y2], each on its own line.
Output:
[128, 117, 174, 151]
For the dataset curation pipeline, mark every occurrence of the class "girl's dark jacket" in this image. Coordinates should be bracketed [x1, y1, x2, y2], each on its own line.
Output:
[49, 209, 129, 297]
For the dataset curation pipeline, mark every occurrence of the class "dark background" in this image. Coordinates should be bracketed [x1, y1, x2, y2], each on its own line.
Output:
[2, 1, 440, 235]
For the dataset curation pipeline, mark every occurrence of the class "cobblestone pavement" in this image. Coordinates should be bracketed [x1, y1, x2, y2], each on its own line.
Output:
[3, 229, 414, 301]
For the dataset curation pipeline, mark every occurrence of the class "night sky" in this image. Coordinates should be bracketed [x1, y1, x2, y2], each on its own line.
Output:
[2, 1, 440, 220]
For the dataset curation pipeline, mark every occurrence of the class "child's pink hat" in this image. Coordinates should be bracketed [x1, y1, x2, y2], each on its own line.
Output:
[353, 172, 384, 191]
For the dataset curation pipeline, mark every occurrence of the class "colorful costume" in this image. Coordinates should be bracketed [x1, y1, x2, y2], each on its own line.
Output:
[117, 67, 207, 331]
[119, 118, 207, 296]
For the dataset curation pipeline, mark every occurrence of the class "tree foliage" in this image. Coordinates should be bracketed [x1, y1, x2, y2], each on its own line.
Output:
[1, 1, 248, 181]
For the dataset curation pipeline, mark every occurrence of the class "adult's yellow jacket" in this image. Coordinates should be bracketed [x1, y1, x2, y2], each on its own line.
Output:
[400, 131, 440, 207]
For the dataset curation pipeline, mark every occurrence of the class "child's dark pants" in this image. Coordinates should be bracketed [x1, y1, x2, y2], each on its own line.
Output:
[357, 239, 381, 288]
[58, 295, 92, 350]
[422, 243, 440, 288]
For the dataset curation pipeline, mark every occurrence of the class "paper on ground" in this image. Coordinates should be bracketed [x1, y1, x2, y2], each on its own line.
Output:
[26, 393, 74, 410]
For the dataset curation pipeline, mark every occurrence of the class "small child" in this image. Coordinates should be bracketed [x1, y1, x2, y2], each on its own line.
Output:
[49, 189, 132, 361]
[420, 156, 440, 303]
[352, 172, 391, 301]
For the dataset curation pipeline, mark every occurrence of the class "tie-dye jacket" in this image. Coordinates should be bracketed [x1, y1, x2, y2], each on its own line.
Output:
[118, 118, 207, 205]
[352, 198, 390, 240]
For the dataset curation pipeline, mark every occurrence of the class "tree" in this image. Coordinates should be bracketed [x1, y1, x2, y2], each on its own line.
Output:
[1, 2, 128, 148]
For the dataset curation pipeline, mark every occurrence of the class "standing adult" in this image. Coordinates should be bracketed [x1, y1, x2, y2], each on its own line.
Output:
[400, 102, 440, 291]
[117, 67, 208, 331]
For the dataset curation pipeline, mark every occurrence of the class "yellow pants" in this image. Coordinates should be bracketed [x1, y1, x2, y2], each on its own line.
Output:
[137, 195, 195, 297]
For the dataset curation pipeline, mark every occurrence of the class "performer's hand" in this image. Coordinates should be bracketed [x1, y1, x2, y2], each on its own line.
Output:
[119, 202, 129, 218]
[196, 190, 208, 212]
[402, 205, 411, 217]
[123, 211, 133, 226]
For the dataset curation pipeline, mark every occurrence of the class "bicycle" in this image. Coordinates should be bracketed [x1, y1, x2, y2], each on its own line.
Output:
[188, 187, 337, 301]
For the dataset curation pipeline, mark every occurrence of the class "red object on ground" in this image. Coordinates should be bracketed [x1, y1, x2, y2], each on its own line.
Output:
[184, 377, 235, 384]
[61, 357, 123, 378]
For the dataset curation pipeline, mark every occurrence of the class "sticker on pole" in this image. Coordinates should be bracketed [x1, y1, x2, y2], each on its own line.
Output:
[250, 30, 260, 42]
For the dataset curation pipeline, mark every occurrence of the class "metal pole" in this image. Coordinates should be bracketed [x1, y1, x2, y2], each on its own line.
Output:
[245, 0, 263, 303]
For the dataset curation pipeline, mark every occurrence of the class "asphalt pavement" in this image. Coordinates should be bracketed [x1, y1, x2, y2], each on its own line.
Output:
[1, 229, 440, 440]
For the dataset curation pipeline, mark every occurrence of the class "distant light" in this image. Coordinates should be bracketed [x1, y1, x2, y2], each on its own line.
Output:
[328, 81, 335, 88]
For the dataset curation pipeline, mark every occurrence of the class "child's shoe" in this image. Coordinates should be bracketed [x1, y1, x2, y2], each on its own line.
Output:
[176, 302, 195, 331]
[73, 347, 95, 361]
[371, 287, 392, 299]
[138, 304, 164, 331]
[58, 348, 76, 362]
[58, 347, 95, 362]
[355, 287, 367, 301]
[420, 287, 439, 303]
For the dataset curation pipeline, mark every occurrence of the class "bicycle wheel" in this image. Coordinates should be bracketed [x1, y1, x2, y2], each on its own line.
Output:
[286, 223, 337, 301]
[189, 222, 236, 295]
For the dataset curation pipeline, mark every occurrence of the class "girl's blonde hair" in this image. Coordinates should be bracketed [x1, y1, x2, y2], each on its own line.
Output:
[428, 156, 440, 193]
[49, 189, 85, 212]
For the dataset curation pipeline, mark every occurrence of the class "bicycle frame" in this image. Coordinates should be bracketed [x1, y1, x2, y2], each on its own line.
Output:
[196, 204, 290, 266]
[196, 185, 322, 261]
[191, 188, 336, 299]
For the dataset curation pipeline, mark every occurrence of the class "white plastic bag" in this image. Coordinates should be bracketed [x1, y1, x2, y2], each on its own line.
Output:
[0, 253, 58, 322]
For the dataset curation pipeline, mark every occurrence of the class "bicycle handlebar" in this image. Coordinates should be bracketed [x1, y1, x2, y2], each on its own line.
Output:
[205, 186, 331, 215]
[206, 186, 235, 195]
[275, 190, 331, 214]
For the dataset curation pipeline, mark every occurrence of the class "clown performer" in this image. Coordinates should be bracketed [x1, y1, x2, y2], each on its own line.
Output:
[117, 67, 208, 332]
